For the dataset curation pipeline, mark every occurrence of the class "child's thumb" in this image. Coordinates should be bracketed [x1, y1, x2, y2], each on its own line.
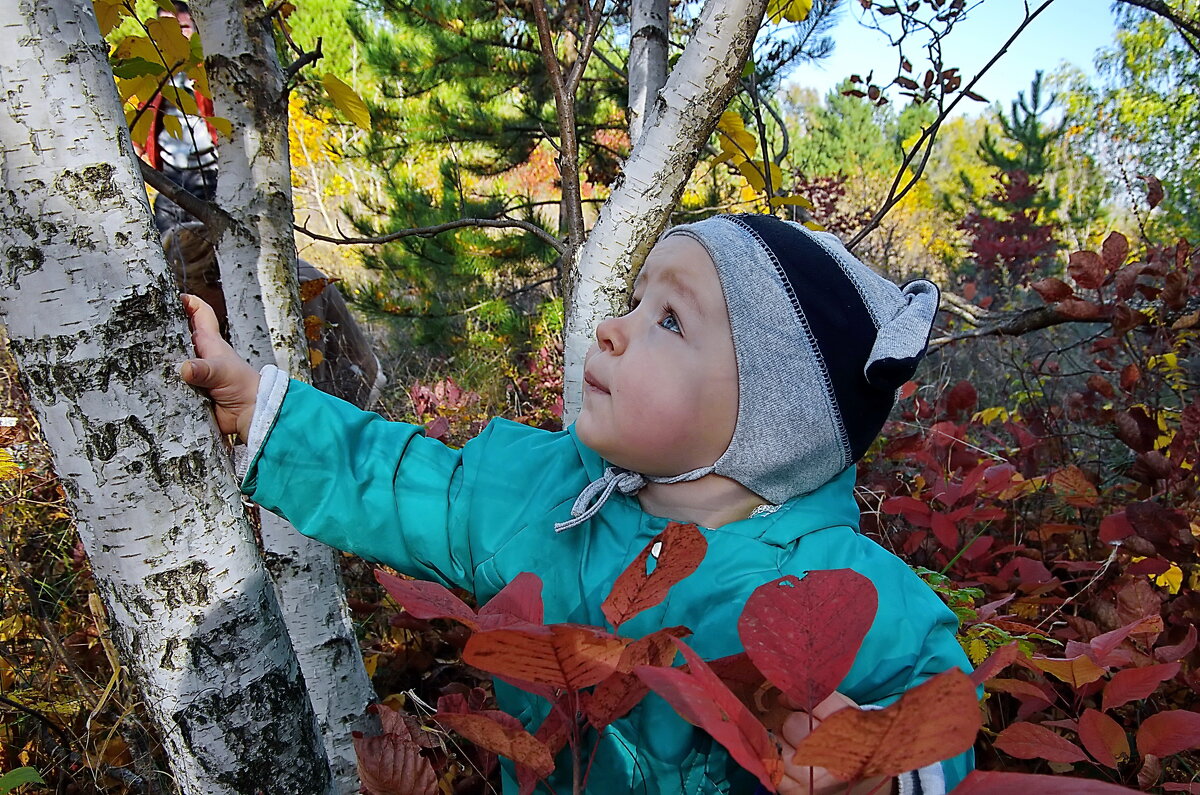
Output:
[181, 359, 214, 387]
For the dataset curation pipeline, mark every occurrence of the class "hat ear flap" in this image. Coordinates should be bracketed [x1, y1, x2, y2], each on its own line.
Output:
[864, 279, 940, 390]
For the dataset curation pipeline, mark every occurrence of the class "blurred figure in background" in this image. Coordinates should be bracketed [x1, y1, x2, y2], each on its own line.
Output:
[162, 222, 385, 409]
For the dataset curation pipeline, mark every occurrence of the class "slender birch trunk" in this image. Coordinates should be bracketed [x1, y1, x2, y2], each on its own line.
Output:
[0, 2, 329, 792]
[562, 0, 769, 420]
[628, 0, 670, 144]
[187, 2, 375, 788]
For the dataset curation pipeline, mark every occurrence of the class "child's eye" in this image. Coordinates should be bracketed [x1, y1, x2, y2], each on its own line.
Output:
[658, 310, 681, 334]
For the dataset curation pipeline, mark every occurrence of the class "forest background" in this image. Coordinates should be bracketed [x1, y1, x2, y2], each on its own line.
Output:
[1, 0, 1198, 792]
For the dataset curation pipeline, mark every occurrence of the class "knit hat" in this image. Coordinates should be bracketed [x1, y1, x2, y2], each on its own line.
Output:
[555, 214, 940, 531]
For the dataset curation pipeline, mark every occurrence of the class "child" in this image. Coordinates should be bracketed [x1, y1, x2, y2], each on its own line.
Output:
[181, 214, 974, 794]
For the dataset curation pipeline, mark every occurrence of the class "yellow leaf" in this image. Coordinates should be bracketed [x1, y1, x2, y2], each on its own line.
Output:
[972, 406, 1010, 425]
[322, 73, 371, 130]
[304, 314, 324, 341]
[93, 0, 129, 36]
[769, 194, 815, 210]
[114, 35, 159, 63]
[0, 614, 27, 641]
[736, 159, 782, 192]
[190, 64, 211, 99]
[164, 84, 198, 116]
[717, 109, 745, 133]
[363, 653, 380, 678]
[128, 106, 154, 147]
[309, 348, 324, 368]
[161, 113, 183, 140]
[803, 220, 826, 232]
[144, 16, 191, 69]
[967, 638, 989, 665]
[784, 0, 813, 21]
[1154, 562, 1183, 594]
[0, 448, 20, 480]
[719, 128, 756, 162]
[206, 115, 232, 138]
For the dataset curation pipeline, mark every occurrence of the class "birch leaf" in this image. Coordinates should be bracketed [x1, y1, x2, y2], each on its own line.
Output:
[145, 17, 191, 67]
[323, 73, 371, 130]
[206, 115, 232, 138]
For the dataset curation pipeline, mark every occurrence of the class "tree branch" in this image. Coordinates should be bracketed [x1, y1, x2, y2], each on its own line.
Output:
[929, 304, 1079, 349]
[1118, 0, 1200, 41]
[138, 160, 233, 237]
[294, 217, 566, 252]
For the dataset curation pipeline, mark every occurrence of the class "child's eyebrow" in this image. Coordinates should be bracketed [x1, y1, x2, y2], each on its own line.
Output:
[634, 265, 704, 317]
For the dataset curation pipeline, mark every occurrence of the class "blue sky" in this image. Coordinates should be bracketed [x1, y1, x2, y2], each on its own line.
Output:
[786, 0, 1121, 112]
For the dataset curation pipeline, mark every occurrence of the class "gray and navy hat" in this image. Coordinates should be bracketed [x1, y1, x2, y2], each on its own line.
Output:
[555, 213, 939, 531]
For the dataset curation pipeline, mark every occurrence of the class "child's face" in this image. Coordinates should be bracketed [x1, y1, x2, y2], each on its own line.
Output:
[576, 236, 739, 477]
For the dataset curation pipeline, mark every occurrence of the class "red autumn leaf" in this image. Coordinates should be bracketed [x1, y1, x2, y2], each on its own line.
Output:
[930, 512, 959, 548]
[955, 770, 1139, 793]
[970, 642, 1022, 687]
[1078, 708, 1131, 769]
[375, 569, 478, 629]
[1136, 710, 1200, 757]
[464, 623, 627, 690]
[1069, 250, 1105, 289]
[791, 669, 980, 780]
[1031, 277, 1074, 303]
[1099, 510, 1135, 542]
[515, 702, 575, 795]
[435, 712, 555, 779]
[1087, 615, 1163, 667]
[738, 570, 877, 712]
[1057, 298, 1106, 320]
[899, 380, 918, 400]
[994, 721, 1088, 763]
[706, 652, 768, 706]
[635, 638, 783, 790]
[583, 627, 688, 730]
[945, 379, 978, 419]
[1140, 174, 1164, 209]
[1030, 654, 1106, 687]
[354, 728, 438, 795]
[1101, 232, 1130, 272]
[371, 704, 439, 748]
[1164, 785, 1200, 794]
[1119, 363, 1140, 391]
[1155, 624, 1197, 663]
[601, 522, 707, 629]
[478, 571, 544, 630]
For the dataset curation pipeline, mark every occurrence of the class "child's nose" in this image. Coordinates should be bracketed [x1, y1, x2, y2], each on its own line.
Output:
[595, 315, 627, 354]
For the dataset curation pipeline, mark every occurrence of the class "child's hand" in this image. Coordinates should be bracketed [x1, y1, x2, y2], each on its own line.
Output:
[775, 691, 895, 795]
[180, 294, 260, 442]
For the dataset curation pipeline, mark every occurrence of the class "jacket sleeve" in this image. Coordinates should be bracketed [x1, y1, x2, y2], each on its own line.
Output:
[240, 370, 490, 591]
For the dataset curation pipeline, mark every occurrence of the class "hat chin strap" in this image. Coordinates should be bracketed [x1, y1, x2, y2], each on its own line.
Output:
[553, 464, 716, 532]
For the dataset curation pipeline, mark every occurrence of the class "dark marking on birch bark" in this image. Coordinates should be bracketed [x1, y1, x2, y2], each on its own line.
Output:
[53, 163, 120, 209]
[172, 668, 330, 793]
[144, 559, 212, 606]
[3, 246, 45, 280]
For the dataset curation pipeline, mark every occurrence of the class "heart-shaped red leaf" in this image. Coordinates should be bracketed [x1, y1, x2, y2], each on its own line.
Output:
[1136, 710, 1200, 757]
[602, 522, 707, 629]
[738, 570, 877, 712]
[792, 668, 980, 780]
[636, 638, 783, 790]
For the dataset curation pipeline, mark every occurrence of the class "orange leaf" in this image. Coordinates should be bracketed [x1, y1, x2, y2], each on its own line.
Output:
[300, 277, 338, 303]
[1030, 654, 1105, 687]
[792, 669, 980, 780]
[1049, 466, 1099, 508]
[601, 522, 707, 629]
[583, 627, 688, 729]
[1078, 708, 1130, 769]
[434, 712, 555, 778]
[994, 721, 1088, 764]
[304, 314, 324, 341]
[464, 624, 626, 690]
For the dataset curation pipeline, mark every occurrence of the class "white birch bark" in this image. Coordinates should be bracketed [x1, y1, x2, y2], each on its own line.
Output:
[628, 0, 670, 144]
[186, 2, 375, 788]
[562, 0, 769, 421]
[0, 2, 330, 792]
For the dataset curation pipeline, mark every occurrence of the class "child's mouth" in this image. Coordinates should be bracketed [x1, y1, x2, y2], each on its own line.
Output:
[584, 372, 610, 394]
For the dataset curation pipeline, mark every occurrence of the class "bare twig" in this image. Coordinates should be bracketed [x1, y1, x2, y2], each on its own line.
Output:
[848, 0, 1058, 250]
[137, 160, 233, 237]
[283, 38, 324, 85]
[294, 217, 566, 252]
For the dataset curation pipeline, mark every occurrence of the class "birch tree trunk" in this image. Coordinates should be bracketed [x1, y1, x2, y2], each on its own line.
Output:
[562, 0, 769, 420]
[0, 2, 330, 792]
[628, 0, 670, 144]
[187, 2, 375, 788]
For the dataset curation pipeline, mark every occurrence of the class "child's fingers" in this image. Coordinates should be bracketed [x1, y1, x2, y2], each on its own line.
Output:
[180, 358, 214, 388]
[182, 293, 220, 337]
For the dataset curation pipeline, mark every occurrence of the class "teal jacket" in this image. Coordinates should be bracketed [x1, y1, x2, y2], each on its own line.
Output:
[242, 379, 974, 793]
